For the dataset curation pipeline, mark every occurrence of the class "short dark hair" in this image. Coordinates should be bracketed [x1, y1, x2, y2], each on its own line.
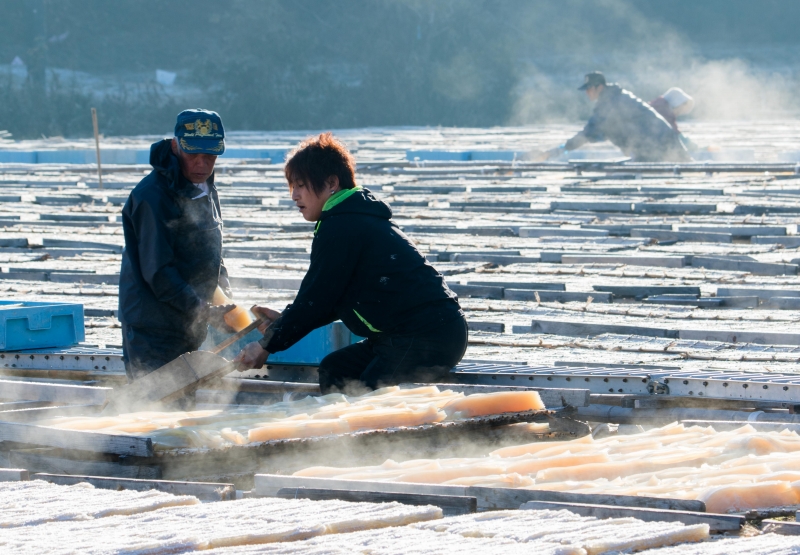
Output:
[284, 132, 357, 195]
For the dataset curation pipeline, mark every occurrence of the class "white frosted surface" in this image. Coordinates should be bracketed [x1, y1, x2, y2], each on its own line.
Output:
[414, 509, 708, 554]
[639, 533, 800, 554]
[0, 479, 199, 527]
[0, 497, 442, 554]
[200, 526, 582, 555]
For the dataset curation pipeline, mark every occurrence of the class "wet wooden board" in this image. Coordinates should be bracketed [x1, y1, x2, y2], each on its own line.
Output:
[254, 474, 705, 512]
[276, 487, 477, 516]
[0, 379, 110, 405]
[0, 420, 154, 456]
[520, 500, 742, 531]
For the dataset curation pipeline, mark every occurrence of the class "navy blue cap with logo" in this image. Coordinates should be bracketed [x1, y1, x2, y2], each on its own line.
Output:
[174, 109, 226, 155]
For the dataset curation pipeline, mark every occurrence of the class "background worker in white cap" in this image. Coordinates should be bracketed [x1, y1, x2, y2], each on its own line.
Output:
[650, 87, 695, 133]
[650, 87, 698, 152]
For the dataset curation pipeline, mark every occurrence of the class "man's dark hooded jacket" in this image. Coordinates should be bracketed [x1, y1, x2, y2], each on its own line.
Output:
[566, 83, 690, 162]
[260, 187, 461, 354]
[119, 139, 229, 364]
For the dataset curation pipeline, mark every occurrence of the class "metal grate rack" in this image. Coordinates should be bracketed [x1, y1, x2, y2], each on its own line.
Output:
[452, 360, 800, 402]
[0, 346, 124, 372]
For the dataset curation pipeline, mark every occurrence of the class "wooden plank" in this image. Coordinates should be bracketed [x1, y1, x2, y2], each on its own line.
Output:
[10, 450, 160, 479]
[49, 273, 119, 284]
[520, 500, 742, 531]
[0, 468, 29, 481]
[467, 281, 565, 291]
[0, 379, 110, 405]
[584, 223, 673, 235]
[692, 256, 798, 276]
[763, 297, 800, 310]
[679, 329, 800, 346]
[519, 227, 609, 238]
[762, 520, 800, 536]
[405, 225, 520, 236]
[254, 474, 469, 499]
[632, 202, 718, 214]
[0, 420, 153, 457]
[530, 319, 678, 339]
[0, 404, 104, 423]
[561, 255, 686, 268]
[504, 290, 611, 303]
[33, 473, 235, 501]
[717, 287, 800, 300]
[42, 238, 124, 252]
[471, 486, 705, 512]
[255, 475, 701, 511]
[467, 321, 505, 333]
[276, 487, 476, 516]
[0, 272, 48, 281]
[644, 296, 723, 308]
[594, 285, 700, 297]
[551, 201, 633, 212]
[630, 229, 732, 243]
[677, 224, 790, 237]
[449, 284, 504, 299]
[751, 236, 800, 246]
[0, 401, 53, 410]
[450, 254, 540, 265]
[719, 296, 760, 308]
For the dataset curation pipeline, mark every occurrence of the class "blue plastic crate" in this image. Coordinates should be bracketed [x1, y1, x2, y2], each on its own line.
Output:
[0, 301, 85, 351]
[203, 321, 356, 364]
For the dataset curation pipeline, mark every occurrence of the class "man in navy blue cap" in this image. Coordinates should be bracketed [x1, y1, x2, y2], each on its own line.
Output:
[118, 109, 235, 383]
[544, 72, 691, 163]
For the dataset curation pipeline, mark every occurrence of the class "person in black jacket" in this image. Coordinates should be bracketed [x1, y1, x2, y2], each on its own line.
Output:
[546, 72, 691, 163]
[234, 133, 468, 393]
[119, 109, 234, 381]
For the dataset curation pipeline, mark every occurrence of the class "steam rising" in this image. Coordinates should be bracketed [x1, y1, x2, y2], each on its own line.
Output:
[509, 0, 800, 125]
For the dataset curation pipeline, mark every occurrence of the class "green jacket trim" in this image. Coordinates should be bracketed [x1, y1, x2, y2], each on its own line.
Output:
[315, 187, 362, 236]
[353, 309, 381, 333]
[323, 186, 362, 212]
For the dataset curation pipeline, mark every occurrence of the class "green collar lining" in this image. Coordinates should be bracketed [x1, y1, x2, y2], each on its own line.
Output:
[322, 186, 362, 212]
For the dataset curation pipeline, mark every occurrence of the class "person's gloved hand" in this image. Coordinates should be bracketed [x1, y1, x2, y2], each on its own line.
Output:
[233, 341, 269, 371]
[250, 305, 281, 333]
[205, 303, 236, 333]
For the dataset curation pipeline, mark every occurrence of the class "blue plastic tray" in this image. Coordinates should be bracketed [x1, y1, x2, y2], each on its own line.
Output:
[204, 321, 358, 364]
[0, 301, 85, 351]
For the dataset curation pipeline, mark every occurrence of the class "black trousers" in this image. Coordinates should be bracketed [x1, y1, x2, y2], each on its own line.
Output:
[121, 324, 205, 382]
[317, 313, 468, 393]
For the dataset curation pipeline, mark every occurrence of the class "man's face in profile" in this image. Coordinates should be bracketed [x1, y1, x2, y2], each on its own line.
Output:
[172, 138, 217, 183]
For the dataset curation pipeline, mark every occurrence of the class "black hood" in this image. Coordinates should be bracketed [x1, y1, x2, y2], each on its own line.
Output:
[319, 187, 392, 222]
[148, 139, 213, 197]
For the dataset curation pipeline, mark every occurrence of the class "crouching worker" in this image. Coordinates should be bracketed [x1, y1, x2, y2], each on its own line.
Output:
[234, 133, 468, 393]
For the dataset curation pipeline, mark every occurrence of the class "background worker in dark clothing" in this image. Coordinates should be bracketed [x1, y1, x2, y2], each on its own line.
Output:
[119, 109, 234, 381]
[234, 133, 468, 393]
[547, 72, 691, 163]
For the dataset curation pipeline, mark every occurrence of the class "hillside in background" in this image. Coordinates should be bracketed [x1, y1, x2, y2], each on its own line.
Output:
[1, 0, 799, 137]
